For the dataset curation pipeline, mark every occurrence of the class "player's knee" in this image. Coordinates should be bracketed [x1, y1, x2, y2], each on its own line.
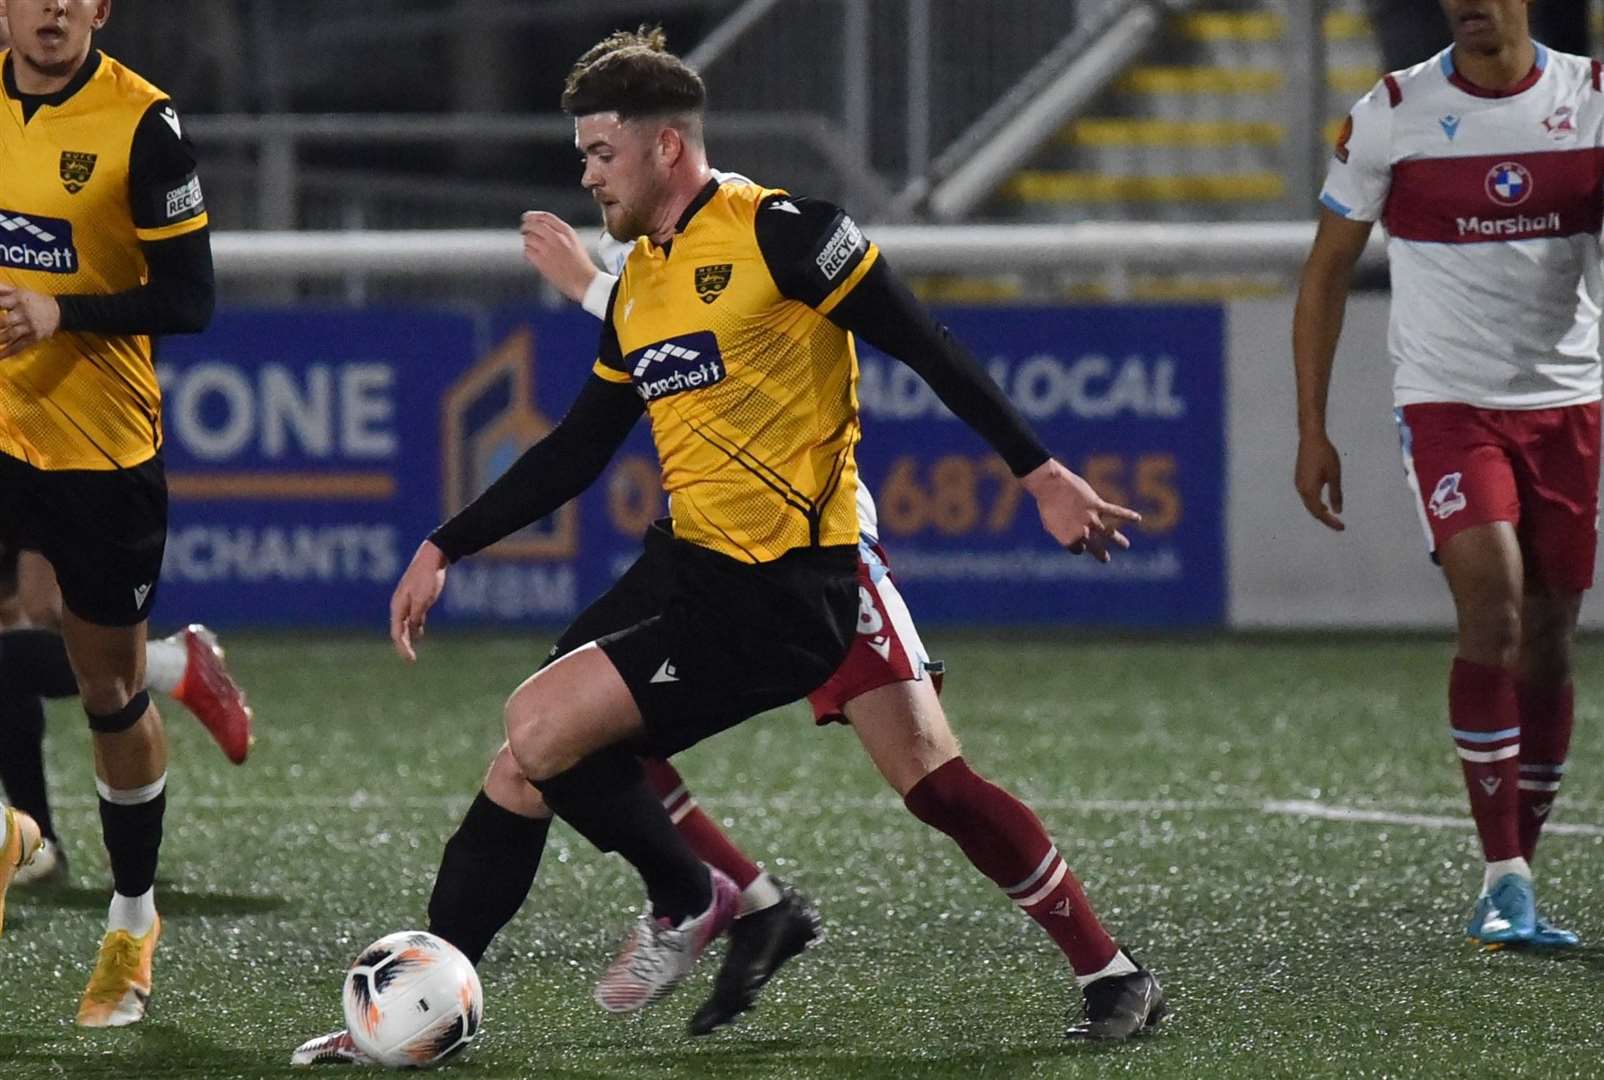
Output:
[78, 673, 142, 719]
[1458, 601, 1521, 662]
[84, 688, 151, 735]
[483, 743, 548, 816]
[503, 689, 571, 781]
[1521, 631, 1575, 685]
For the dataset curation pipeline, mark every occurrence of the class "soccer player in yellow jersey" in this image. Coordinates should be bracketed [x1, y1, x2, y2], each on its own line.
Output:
[0, 0, 215, 1027]
[387, 32, 1139, 1020]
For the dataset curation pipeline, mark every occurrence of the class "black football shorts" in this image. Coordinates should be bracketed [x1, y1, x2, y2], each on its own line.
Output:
[0, 451, 167, 627]
[543, 520, 858, 758]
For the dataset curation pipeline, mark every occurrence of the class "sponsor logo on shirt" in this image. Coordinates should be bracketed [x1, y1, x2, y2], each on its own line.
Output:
[1429, 472, 1467, 520]
[0, 209, 77, 274]
[58, 150, 97, 194]
[1484, 162, 1533, 207]
[627, 331, 727, 402]
[1439, 114, 1460, 141]
[165, 176, 205, 222]
[1334, 115, 1354, 163]
[815, 214, 866, 282]
[1455, 211, 1562, 238]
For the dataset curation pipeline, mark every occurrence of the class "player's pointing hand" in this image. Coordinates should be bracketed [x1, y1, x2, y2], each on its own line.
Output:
[0, 284, 62, 360]
[1020, 459, 1141, 563]
[390, 540, 450, 663]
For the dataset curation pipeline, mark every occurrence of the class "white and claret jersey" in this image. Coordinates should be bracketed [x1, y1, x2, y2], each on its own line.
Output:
[1321, 45, 1604, 410]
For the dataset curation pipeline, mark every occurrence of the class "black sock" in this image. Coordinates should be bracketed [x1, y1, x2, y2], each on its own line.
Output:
[0, 692, 55, 841]
[0, 629, 82, 698]
[534, 749, 712, 924]
[98, 787, 164, 897]
[427, 790, 551, 965]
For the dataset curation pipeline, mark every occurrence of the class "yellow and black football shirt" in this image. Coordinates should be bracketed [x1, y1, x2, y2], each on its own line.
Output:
[429, 176, 1050, 568]
[590, 178, 877, 563]
[0, 49, 210, 470]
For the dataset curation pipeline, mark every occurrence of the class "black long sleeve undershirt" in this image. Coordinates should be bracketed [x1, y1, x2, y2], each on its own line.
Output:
[826, 257, 1050, 477]
[428, 374, 645, 562]
[56, 228, 215, 336]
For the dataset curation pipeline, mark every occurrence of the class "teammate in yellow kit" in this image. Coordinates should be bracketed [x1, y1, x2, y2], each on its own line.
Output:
[0, 0, 214, 1026]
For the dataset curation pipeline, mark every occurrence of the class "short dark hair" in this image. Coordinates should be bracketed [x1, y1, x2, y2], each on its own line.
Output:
[561, 24, 707, 120]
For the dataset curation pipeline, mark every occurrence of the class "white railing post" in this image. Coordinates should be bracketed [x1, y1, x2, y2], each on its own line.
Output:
[258, 133, 299, 232]
[209, 222, 1385, 280]
[1284, 0, 1329, 217]
[843, 0, 873, 167]
[906, 0, 933, 183]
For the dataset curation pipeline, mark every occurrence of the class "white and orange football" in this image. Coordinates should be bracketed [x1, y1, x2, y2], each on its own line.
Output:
[341, 930, 483, 1069]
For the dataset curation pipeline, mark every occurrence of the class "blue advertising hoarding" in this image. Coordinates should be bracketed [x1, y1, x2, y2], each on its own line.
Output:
[153, 304, 1223, 629]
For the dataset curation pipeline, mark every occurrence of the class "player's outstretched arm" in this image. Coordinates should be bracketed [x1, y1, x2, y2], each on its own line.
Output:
[1292, 208, 1374, 532]
[832, 260, 1138, 559]
[751, 195, 1137, 559]
[1018, 458, 1140, 561]
[521, 211, 614, 315]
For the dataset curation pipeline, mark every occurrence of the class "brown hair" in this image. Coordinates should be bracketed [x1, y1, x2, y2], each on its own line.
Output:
[561, 24, 707, 120]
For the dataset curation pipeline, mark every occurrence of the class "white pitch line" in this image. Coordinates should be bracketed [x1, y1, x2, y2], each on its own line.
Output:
[43, 793, 1240, 813]
[1261, 799, 1604, 838]
[36, 793, 1604, 837]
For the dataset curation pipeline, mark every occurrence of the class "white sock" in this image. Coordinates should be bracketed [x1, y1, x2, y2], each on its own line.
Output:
[145, 637, 187, 696]
[738, 872, 783, 917]
[1076, 948, 1139, 989]
[1483, 857, 1532, 895]
[108, 888, 157, 937]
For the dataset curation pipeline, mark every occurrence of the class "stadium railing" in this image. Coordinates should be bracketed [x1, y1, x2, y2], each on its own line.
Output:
[211, 222, 1386, 296]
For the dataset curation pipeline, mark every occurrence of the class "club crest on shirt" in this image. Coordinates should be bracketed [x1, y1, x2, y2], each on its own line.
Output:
[1429, 472, 1467, 520]
[59, 151, 97, 194]
[694, 263, 732, 305]
[1484, 162, 1532, 207]
[1541, 105, 1576, 142]
[1333, 115, 1354, 163]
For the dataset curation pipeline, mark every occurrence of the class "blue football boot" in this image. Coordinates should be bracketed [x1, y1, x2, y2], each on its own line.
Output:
[1526, 916, 1581, 950]
[1466, 873, 1537, 947]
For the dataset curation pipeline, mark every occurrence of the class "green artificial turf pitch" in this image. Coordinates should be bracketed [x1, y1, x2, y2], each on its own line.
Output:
[5, 633, 1603, 1078]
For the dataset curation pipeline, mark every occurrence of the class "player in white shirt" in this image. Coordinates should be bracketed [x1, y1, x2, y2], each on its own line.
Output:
[1294, 0, 1598, 949]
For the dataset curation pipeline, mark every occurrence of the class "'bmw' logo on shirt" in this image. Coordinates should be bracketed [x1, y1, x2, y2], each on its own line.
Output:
[1484, 161, 1533, 207]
